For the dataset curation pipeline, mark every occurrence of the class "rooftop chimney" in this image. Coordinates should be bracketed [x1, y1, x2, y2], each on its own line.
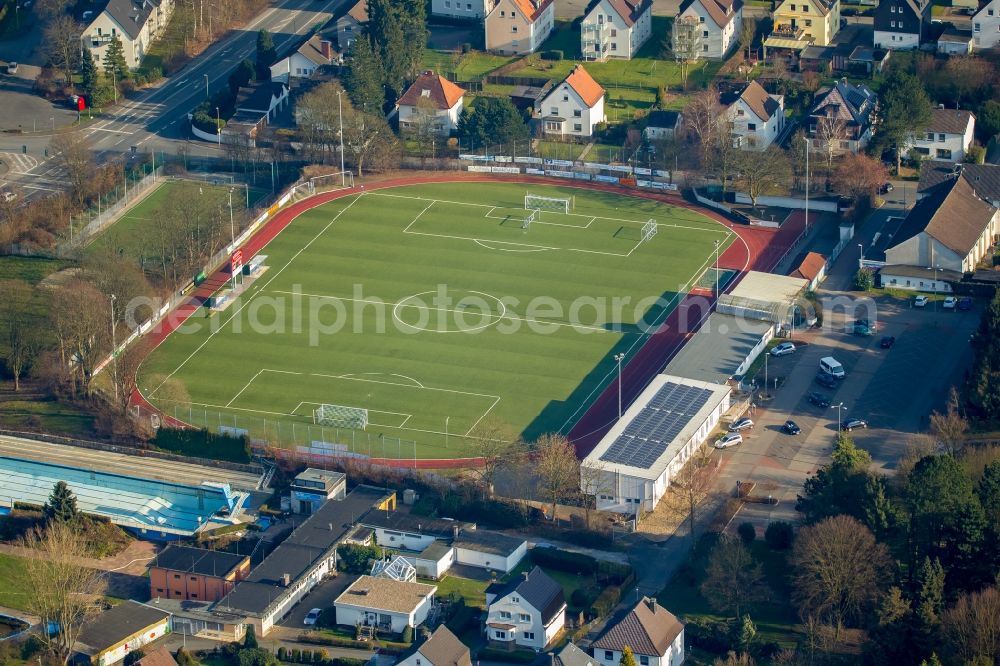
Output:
[320, 40, 333, 61]
[522, 571, 531, 582]
[282, 573, 291, 587]
[644, 596, 656, 612]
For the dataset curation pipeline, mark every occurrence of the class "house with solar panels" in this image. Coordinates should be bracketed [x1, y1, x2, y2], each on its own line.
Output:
[580, 375, 732, 514]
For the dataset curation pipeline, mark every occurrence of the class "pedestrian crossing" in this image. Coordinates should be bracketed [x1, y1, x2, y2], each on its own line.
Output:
[0, 151, 39, 174]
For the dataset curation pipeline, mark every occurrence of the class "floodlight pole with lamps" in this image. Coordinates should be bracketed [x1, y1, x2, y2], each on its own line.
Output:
[110, 294, 118, 406]
[714, 240, 721, 295]
[229, 188, 237, 290]
[832, 402, 844, 431]
[216, 107, 221, 145]
[615, 352, 626, 419]
[336, 89, 345, 186]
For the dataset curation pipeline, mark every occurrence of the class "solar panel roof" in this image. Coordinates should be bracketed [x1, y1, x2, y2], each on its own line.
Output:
[599, 381, 715, 468]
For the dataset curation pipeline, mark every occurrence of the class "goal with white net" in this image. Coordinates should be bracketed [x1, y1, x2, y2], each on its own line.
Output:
[307, 171, 355, 194]
[313, 403, 368, 429]
[522, 208, 537, 230]
[525, 193, 572, 214]
[641, 219, 658, 243]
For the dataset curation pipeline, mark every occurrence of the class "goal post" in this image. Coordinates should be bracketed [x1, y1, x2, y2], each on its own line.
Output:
[641, 219, 658, 243]
[313, 403, 368, 429]
[525, 193, 572, 214]
[522, 208, 536, 230]
[307, 171, 355, 194]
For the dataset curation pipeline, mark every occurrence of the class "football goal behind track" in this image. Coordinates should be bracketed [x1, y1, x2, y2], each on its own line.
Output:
[313, 403, 368, 429]
[525, 193, 573, 214]
[306, 171, 355, 194]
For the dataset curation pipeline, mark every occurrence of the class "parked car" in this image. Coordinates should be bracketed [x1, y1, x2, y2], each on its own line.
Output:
[715, 432, 743, 449]
[6, 62, 17, 75]
[304, 608, 322, 626]
[729, 417, 754, 432]
[958, 297, 973, 311]
[815, 372, 838, 389]
[807, 392, 831, 408]
[914, 295, 929, 308]
[879, 182, 894, 194]
[854, 323, 874, 337]
[943, 296, 957, 309]
[770, 342, 796, 357]
[842, 418, 868, 432]
[880, 336, 896, 349]
[782, 420, 801, 435]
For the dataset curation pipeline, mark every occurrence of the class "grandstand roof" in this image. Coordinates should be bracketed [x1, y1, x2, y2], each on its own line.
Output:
[0, 456, 241, 537]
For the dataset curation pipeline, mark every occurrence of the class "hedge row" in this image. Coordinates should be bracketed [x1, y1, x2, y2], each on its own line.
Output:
[153, 427, 250, 463]
[530, 547, 597, 574]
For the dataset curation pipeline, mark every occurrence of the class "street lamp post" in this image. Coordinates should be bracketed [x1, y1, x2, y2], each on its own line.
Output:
[928, 265, 940, 309]
[204, 74, 209, 100]
[832, 402, 844, 432]
[215, 107, 221, 145]
[615, 352, 626, 419]
[858, 242, 864, 270]
[110, 295, 119, 406]
[714, 239, 721, 295]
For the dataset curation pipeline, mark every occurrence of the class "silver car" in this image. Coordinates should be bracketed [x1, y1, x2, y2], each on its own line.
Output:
[715, 432, 743, 449]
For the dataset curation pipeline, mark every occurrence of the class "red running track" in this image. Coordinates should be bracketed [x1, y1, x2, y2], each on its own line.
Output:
[131, 174, 795, 468]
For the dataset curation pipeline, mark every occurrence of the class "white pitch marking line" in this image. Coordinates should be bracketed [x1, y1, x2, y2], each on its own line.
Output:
[464, 395, 501, 437]
[402, 200, 436, 233]
[473, 239, 549, 253]
[310, 372, 500, 400]
[226, 369, 265, 407]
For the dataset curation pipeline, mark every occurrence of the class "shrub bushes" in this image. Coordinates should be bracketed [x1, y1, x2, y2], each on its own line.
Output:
[530, 547, 597, 574]
[764, 521, 794, 550]
[570, 587, 598, 608]
[542, 50, 563, 61]
[402, 626, 413, 644]
[589, 585, 622, 618]
[153, 428, 250, 463]
[737, 522, 756, 544]
[336, 543, 383, 573]
[446, 602, 477, 636]
[685, 617, 733, 653]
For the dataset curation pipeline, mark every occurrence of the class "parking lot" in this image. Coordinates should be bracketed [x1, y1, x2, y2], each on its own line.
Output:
[710, 293, 981, 528]
[278, 572, 358, 628]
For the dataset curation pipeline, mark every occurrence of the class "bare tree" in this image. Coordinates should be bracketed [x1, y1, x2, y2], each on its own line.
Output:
[51, 132, 94, 206]
[736, 146, 791, 209]
[941, 585, 1000, 664]
[21, 522, 107, 664]
[662, 448, 718, 538]
[343, 108, 399, 177]
[409, 97, 442, 162]
[533, 433, 580, 521]
[467, 415, 522, 498]
[0, 280, 43, 391]
[813, 115, 848, 169]
[831, 152, 890, 206]
[578, 460, 613, 529]
[701, 535, 770, 619]
[929, 387, 969, 455]
[708, 129, 741, 193]
[683, 91, 722, 167]
[739, 17, 757, 61]
[51, 280, 111, 395]
[671, 15, 702, 90]
[44, 16, 82, 84]
[791, 515, 892, 639]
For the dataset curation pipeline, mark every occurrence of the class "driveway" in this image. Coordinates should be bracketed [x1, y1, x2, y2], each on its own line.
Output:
[278, 573, 358, 628]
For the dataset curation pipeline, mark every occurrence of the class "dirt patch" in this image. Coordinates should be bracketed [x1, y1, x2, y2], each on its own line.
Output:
[37, 266, 81, 290]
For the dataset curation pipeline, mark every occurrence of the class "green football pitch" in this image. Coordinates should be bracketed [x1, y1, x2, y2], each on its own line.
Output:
[138, 181, 735, 459]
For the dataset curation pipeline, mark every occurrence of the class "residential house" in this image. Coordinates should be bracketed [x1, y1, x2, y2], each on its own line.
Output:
[485, 0, 556, 55]
[269, 35, 340, 84]
[290, 468, 346, 514]
[675, 0, 743, 59]
[554, 643, 599, 666]
[906, 108, 975, 163]
[134, 647, 180, 666]
[220, 81, 289, 147]
[452, 530, 528, 573]
[918, 161, 1000, 208]
[874, 0, 932, 50]
[149, 545, 250, 602]
[644, 110, 682, 141]
[75, 600, 171, 666]
[805, 79, 877, 154]
[398, 625, 472, 666]
[580, 0, 654, 61]
[485, 567, 567, 650]
[937, 29, 974, 55]
[973, 0, 1000, 50]
[764, 0, 841, 58]
[397, 71, 467, 136]
[80, 0, 174, 69]
[334, 575, 437, 633]
[722, 80, 785, 150]
[884, 175, 1000, 278]
[360, 510, 472, 552]
[337, 0, 368, 51]
[592, 598, 686, 666]
[790, 251, 828, 290]
[536, 64, 606, 138]
[433, 0, 497, 20]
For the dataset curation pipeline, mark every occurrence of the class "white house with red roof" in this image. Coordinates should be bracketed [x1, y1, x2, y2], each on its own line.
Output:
[675, 0, 743, 59]
[536, 65, 606, 138]
[580, 0, 654, 60]
[485, 0, 555, 55]
[722, 80, 785, 150]
[397, 71, 467, 136]
[433, 0, 497, 20]
[592, 598, 685, 666]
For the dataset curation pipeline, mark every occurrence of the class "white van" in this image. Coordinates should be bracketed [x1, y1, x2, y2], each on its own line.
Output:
[819, 356, 845, 379]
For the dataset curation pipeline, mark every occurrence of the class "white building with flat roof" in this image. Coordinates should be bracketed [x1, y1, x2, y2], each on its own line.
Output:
[581, 375, 732, 514]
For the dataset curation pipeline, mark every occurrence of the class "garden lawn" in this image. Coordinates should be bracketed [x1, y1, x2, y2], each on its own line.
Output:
[429, 574, 490, 608]
[0, 553, 33, 611]
[0, 398, 96, 438]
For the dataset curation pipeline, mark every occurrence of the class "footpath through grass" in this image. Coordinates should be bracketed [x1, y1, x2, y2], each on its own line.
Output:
[139, 181, 732, 459]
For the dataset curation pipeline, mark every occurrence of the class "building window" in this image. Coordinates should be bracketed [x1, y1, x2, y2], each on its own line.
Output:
[611, 42, 617, 50]
[840, 140, 851, 149]
[500, 611, 512, 619]
[574, 123, 582, 132]
[748, 123, 757, 131]
[512, 25, 517, 32]
[790, 4, 796, 9]
[190, 577, 198, 581]
[703, 43, 709, 51]
[938, 133, 946, 142]
[610, 29, 617, 36]
[573, 109, 582, 117]
[500, 10, 505, 15]
[737, 109, 745, 116]
[699, 15, 705, 22]
[519, 613, 531, 622]
[805, 19, 812, 26]
[926, 132, 933, 140]
[989, 9, 994, 15]
[974, 22, 981, 31]
[496, 631, 506, 639]
[605, 652, 613, 660]
[640, 658, 649, 666]
[174, 574, 181, 579]
[936, 148, 952, 159]
[703, 29, 708, 37]
[551, 106, 558, 114]
[525, 632, 535, 640]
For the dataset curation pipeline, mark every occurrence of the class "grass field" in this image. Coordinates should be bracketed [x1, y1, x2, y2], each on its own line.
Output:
[0, 553, 32, 611]
[138, 182, 732, 459]
[85, 179, 269, 259]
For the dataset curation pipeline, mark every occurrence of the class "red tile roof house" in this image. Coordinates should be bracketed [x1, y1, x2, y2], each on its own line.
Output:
[790, 251, 828, 290]
[397, 71, 467, 136]
[536, 65, 607, 138]
[591, 598, 685, 666]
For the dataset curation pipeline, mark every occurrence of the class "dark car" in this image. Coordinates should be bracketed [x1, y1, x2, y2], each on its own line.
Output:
[958, 297, 973, 311]
[783, 420, 801, 435]
[842, 418, 868, 432]
[879, 182, 894, 194]
[880, 336, 896, 349]
[815, 372, 838, 389]
[808, 392, 831, 408]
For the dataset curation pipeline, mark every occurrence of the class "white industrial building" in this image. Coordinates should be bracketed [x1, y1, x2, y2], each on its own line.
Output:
[716, 271, 812, 331]
[664, 312, 774, 384]
[580, 375, 732, 514]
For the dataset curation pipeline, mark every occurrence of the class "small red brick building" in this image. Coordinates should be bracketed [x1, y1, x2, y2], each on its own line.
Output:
[149, 545, 250, 602]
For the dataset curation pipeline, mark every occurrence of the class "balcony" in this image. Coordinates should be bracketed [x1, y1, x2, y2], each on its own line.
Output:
[763, 25, 812, 52]
[581, 22, 612, 60]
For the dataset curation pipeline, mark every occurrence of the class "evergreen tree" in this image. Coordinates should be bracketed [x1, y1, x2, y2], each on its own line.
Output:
[255, 30, 276, 80]
[243, 624, 258, 649]
[916, 557, 946, 626]
[43, 481, 79, 523]
[398, 0, 427, 79]
[346, 36, 386, 114]
[737, 614, 757, 655]
[365, 0, 407, 100]
[80, 47, 98, 102]
[103, 34, 129, 85]
[618, 646, 637, 666]
[876, 71, 933, 173]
